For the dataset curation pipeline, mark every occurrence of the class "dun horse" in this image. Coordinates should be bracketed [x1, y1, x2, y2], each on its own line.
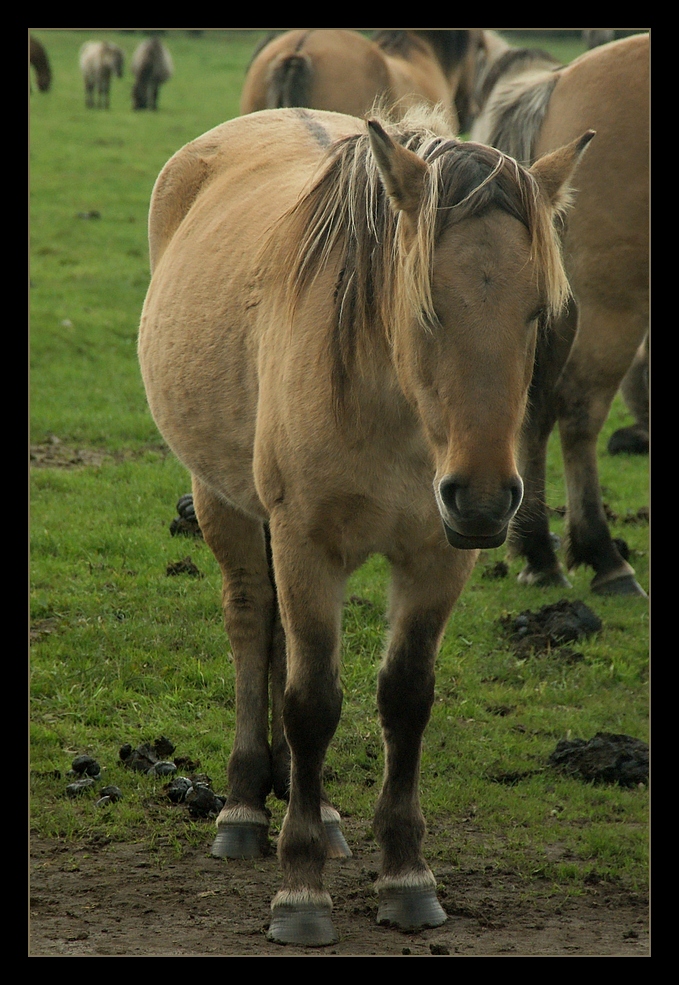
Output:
[30, 34, 52, 93]
[139, 106, 592, 945]
[79, 40, 124, 109]
[470, 33, 649, 596]
[240, 29, 485, 131]
[131, 36, 173, 110]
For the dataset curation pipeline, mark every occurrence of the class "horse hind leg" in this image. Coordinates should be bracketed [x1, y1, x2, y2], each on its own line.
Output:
[191, 477, 277, 859]
[265, 515, 348, 945]
[259, 521, 350, 860]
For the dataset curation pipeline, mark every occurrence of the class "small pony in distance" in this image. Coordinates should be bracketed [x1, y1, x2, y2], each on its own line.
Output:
[79, 40, 124, 109]
[131, 36, 173, 110]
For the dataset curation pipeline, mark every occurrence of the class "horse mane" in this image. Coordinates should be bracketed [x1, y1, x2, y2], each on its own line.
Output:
[372, 29, 472, 75]
[266, 107, 571, 408]
[472, 60, 562, 166]
[477, 46, 561, 118]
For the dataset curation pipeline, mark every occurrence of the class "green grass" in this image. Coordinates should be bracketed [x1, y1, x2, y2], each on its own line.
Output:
[30, 30, 648, 893]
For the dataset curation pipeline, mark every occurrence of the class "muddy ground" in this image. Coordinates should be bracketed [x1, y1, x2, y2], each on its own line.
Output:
[29, 818, 649, 958]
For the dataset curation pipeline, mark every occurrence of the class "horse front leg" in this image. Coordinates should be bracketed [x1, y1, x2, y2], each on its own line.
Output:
[508, 301, 578, 587]
[191, 478, 276, 859]
[266, 514, 347, 946]
[374, 545, 476, 931]
[555, 305, 648, 596]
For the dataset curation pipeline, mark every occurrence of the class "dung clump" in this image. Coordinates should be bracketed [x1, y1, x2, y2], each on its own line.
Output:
[549, 732, 648, 787]
[500, 599, 602, 657]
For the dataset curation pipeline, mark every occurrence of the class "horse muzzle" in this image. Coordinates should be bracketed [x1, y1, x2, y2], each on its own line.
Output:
[436, 473, 523, 551]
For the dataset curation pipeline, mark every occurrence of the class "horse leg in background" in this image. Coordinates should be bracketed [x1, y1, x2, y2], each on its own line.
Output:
[608, 333, 649, 455]
[373, 545, 476, 931]
[263, 524, 290, 803]
[191, 477, 277, 859]
[266, 514, 348, 946]
[555, 301, 648, 596]
[508, 300, 579, 588]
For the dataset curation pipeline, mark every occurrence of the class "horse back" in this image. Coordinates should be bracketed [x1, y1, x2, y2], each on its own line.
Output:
[536, 34, 649, 296]
[148, 110, 359, 271]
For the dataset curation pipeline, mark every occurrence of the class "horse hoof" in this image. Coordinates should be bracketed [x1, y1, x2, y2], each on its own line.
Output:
[607, 426, 649, 455]
[267, 902, 338, 946]
[211, 822, 270, 859]
[517, 565, 572, 589]
[324, 820, 352, 858]
[591, 573, 648, 598]
[377, 886, 447, 931]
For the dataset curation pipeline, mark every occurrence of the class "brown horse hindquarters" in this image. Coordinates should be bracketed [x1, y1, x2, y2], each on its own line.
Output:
[240, 30, 392, 117]
[511, 35, 649, 595]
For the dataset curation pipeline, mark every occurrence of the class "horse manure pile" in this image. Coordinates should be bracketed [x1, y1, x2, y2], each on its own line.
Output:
[500, 598, 602, 659]
[166, 556, 203, 577]
[49, 737, 228, 818]
[169, 493, 203, 538]
[549, 732, 648, 787]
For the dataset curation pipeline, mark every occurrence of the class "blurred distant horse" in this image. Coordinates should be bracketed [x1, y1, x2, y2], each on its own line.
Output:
[240, 29, 485, 131]
[131, 36, 173, 110]
[583, 29, 616, 48]
[30, 34, 52, 93]
[79, 40, 124, 109]
[471, 34, 649, 596]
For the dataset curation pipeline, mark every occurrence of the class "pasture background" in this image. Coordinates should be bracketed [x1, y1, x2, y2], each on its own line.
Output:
[29, 30, 649, 954]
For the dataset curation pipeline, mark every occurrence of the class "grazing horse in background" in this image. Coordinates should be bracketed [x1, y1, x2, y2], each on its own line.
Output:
[139, 103, 592, 945]
[240, 29, 486, 131]
[456, 29, 562, 135]
[131, 36, 173, 110]
[30, 34, 52, 93]
[471, 33, 649, 596]
[583, 29, 616, 48]
[79, 40, 124, 109]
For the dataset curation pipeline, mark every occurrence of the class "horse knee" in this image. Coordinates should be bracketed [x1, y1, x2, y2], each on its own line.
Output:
[283, 675, 343, 759]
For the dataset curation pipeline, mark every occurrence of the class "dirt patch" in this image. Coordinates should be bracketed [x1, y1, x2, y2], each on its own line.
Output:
[30, 438, 170, 469]
[29, 825, 649, 956]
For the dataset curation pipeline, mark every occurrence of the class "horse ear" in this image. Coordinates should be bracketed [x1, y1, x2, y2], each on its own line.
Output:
[530, 130, 596, 211]
[367, 119, 429, 223]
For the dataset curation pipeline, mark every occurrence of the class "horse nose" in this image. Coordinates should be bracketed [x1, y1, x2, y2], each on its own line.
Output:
[438, 473, 523, 538]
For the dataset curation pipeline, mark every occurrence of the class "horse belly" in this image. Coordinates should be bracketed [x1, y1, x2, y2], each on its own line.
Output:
[140, 189, 285, 517]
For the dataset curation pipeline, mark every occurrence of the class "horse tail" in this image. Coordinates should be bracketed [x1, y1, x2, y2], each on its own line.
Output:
[471, 69, 560, 166]
[266, 52, 314, 109]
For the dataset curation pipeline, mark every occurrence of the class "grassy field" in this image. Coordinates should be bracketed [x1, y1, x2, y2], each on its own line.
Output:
[30, 30, 649, 894]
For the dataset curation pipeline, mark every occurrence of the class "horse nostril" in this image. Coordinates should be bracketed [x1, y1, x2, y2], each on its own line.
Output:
[439, 476, 463, 513]
[438, 474, 524, 523]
